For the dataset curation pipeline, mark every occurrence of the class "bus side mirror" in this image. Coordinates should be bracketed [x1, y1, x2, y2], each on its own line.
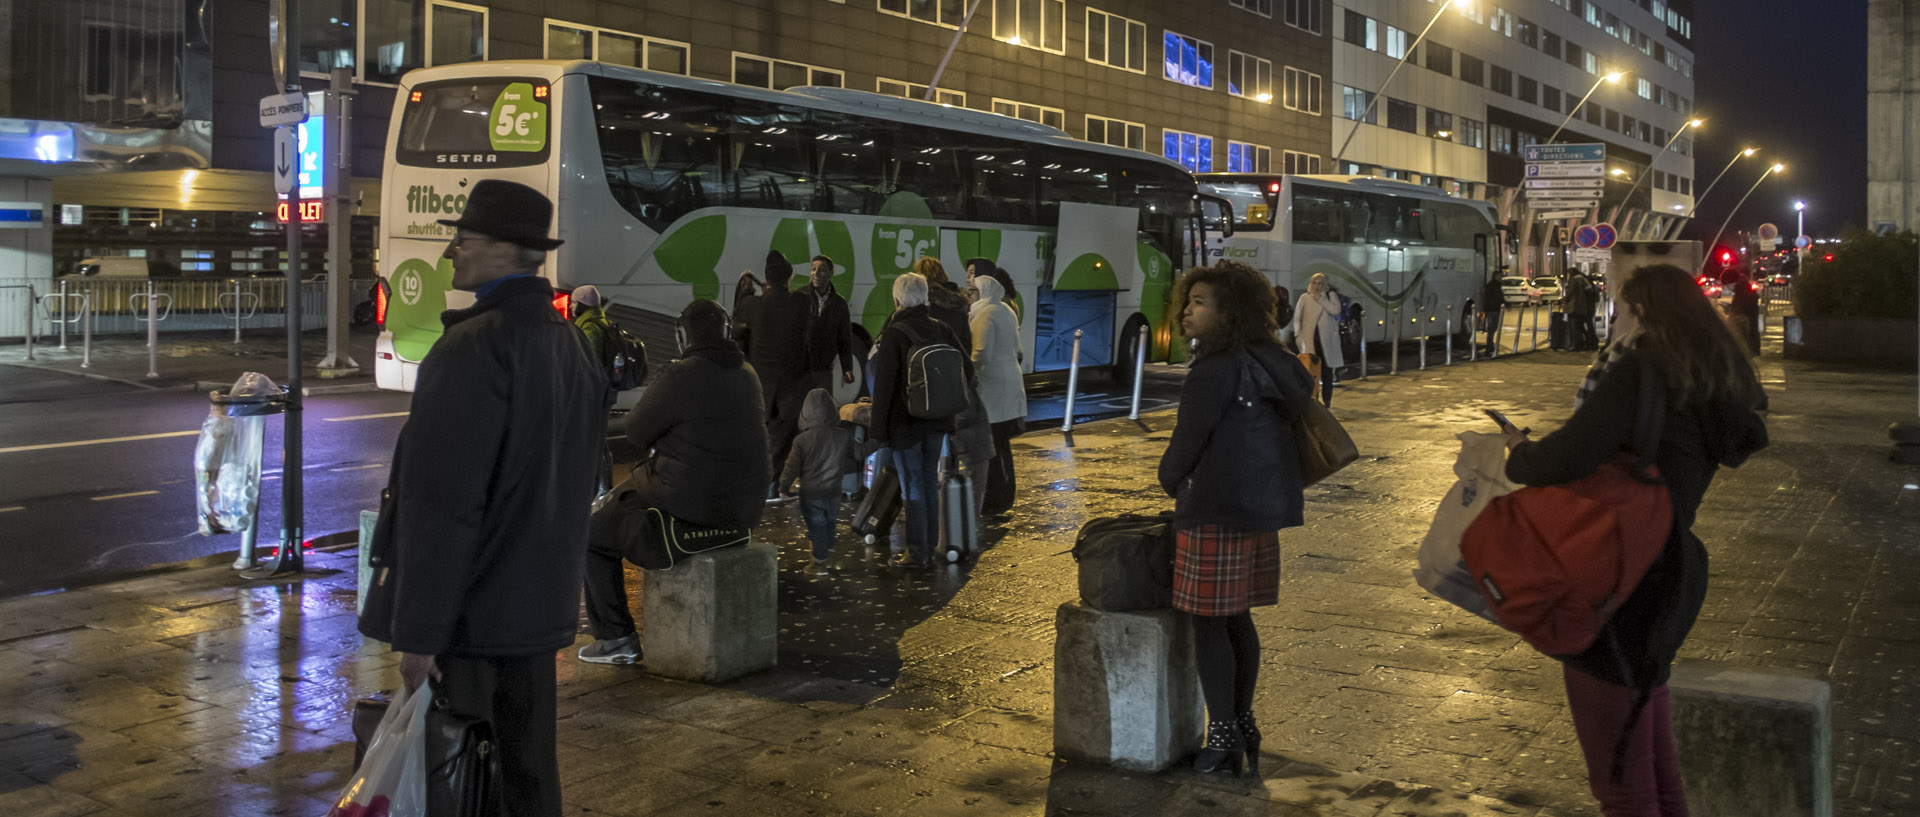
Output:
[1199, 195, 1234, 238]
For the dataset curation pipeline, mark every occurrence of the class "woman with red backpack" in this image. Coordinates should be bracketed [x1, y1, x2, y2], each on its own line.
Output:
[1499, 264, 1768, 816]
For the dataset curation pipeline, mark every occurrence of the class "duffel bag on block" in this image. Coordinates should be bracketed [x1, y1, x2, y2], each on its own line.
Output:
[1071, 512, 1176, 612]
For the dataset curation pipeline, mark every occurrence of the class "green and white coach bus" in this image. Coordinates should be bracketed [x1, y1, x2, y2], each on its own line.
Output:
[374, 60, 1212, 393]
[1197, 173, 1500, 345]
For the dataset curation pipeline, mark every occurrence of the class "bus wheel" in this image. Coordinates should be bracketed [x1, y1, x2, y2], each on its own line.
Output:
[1110, 317, 1148, 388]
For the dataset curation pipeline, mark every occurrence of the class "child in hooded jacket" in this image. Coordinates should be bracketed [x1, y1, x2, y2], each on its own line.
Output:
[780, 388, 855, 574]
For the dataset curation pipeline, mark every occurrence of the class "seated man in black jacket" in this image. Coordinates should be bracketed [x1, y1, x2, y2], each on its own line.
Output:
[578, 300, 771, 663]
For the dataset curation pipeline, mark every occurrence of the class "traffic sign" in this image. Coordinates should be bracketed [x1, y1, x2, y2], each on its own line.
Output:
[1526, 162, 1606, 178]
[1536, 209, 1590, 220]
[1529, 198, 1600, 210]
[1572, 247, 1612, 264]
[1795, 235, 1812, 249]
[260, 92, 307, 127]
[1574, 225, 1601, 249]
[1525, 178, 1605, 190]
[1757, 222, 1779, 240]
[273, 127, 296, 194]
[1522, 143, 1607, 163]
[1593, 222, 1617, 250]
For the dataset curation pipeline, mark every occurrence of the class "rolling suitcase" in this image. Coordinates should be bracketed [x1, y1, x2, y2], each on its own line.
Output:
[1548, 312, 1572, 350]
[850, 462, 902, 545]
[937, 459, 977, 563]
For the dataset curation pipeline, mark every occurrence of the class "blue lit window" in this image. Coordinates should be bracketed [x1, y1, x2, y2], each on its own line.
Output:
[1163, 129, 1212, 172]
[1162, 31, 1213, 89]
[1227, 141, 1269, 173]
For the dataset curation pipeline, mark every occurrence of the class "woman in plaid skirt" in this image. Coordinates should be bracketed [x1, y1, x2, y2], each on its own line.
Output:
[1158, 262, 1316, 777]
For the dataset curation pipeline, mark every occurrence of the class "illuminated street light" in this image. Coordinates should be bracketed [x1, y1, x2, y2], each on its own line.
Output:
[1687, 146, 1759, 218]
[1332, 0, 1475, 167]
[1545, 70, 1625, 144]
[1614, 117, 1700, 235]
[1703, 162, 1786, 274]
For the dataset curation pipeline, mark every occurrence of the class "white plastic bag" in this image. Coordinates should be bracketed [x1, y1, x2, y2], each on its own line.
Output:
[193, 372, 279, 535]
[1413, 431, 1517, 622]
[328, 681, 431, 817]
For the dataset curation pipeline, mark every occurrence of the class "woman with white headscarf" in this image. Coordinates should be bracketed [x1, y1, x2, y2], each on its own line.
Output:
[968, 271, 1027, 515]
[1290, 272, 1345, 407]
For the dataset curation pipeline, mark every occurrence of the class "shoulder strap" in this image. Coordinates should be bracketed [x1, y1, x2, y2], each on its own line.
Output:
[893, 321, 927, 348]
[1630, 353, 1667, 481]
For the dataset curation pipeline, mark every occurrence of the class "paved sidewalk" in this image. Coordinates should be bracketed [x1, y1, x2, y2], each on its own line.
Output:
[1, 329, 379, 394]
[1, 327, 1915, 817]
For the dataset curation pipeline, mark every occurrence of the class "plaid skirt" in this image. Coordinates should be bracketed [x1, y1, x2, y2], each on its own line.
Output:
[1172, 525, 1281, 616]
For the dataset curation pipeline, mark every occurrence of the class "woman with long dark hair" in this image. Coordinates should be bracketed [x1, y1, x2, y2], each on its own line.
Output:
[1158, 261, 1315, 776]
[1502, 264, 1768, 816]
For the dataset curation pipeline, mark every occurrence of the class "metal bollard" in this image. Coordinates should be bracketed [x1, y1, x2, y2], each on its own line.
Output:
[145, 288, 159, 379]
[1060, 329, 1084, 433]
[79, 294, 92, 369]
[231, 279, 244, 346]
[1468, 310, 1477, 362]
[1362, 320, 1376, 381]
[22, 283, 34, 362]
[1418, 309, 1428, 371]
[1444, 307, 1454, 366]
[1390, 308, 1401, 375]
[1528, 304, 1540, 352]
[1127, 330, 1147, 421]
[57, 280, 68, 350]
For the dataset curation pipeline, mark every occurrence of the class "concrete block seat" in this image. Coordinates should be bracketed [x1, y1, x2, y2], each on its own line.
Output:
[1670, 660, 1832, 817]
[641, 540, 779, 683]
[1052, 602, 1204, 772]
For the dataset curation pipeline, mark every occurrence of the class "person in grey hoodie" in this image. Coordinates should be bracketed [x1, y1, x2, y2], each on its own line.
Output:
[779, 388, 854, 575]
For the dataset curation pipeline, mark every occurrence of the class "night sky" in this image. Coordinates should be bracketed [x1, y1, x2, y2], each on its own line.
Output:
[1684, 0, 1868, 241]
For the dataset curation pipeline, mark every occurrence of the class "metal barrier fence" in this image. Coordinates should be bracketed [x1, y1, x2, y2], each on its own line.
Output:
[2, 278, 335, 340]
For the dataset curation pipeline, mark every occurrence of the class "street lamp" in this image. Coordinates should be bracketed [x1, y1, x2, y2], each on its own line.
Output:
[1332, 0, 1475, 167]
[1614, 117, 1701, 236]
[1794, 200, 1808, 280]
[1703, 162, 1786, 274]
[1545, 70, 1624, 145]
[1686, 147, 1759, 218]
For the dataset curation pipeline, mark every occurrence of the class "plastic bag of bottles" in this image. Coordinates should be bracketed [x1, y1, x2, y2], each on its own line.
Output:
[194, 372, 279, 535]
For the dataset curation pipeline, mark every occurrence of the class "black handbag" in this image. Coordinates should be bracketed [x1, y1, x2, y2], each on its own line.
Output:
[352, 695, 500, 817]
[1071, 512, 1177, 612]
[588, 479, 751, 571]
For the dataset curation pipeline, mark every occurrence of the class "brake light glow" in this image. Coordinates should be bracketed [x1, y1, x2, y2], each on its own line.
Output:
[1268, 182, 1281, 194]
[374, 279, 391, 329]
[551, 291, 571, 317]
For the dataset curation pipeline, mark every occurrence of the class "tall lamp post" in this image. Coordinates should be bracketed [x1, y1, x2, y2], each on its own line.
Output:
[1332, 0, 1474, 167]
[1612, 117, 1701, 236]
[1703, 162, 1786, 274]
[1545, 70, 1624, 144]
[1793, 200, 1808, 280]
[1686, 147, 1759, 218]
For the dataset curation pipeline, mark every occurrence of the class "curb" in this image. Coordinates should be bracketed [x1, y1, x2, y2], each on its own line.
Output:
[0, 360, 196, 392]
[191, 379, 381, 396]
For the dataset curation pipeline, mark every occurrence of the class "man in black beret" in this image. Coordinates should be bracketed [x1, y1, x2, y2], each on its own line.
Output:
[360, 179, 601, 817]
[735, 250, 815, 499]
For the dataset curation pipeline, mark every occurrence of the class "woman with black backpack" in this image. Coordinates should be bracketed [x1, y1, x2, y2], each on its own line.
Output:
[869, 272, 973, 569]
[1158, 261, 1315, 776]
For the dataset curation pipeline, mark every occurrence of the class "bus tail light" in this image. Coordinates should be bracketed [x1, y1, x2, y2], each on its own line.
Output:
[374, 278, 391, 329]
[551, 291, 571, 318]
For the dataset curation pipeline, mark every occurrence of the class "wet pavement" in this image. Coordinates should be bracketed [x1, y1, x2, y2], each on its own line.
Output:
[2, 317, 1917, 817]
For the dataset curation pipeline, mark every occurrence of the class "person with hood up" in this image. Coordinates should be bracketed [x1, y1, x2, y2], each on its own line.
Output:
[737, 251, 815, 497]
[779, 388, 855, 575]
[968, 271, 1027, 515]
[578, 299, 771, 664]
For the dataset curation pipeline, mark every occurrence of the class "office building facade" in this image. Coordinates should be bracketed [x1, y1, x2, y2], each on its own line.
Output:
[1869, 0, 1920, 235]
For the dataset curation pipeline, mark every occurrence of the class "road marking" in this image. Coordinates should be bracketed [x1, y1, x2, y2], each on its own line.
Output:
[0, 506, 23, 513]
[0, 430, 199, 455]
[324, 411, 410, 423]
[91, 490, 159, 502]
[330, 464, 384, 472]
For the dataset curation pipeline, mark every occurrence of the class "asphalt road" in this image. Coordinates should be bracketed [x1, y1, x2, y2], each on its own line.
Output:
[0, 367, 411, 597]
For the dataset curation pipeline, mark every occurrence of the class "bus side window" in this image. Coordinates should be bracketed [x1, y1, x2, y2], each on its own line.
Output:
[969, 144, 1035, 225]
[726, 106, 810, 212]
[590, 78, 724, 231]
[890, 129, 966, 220]
[810, 112, 886, 215]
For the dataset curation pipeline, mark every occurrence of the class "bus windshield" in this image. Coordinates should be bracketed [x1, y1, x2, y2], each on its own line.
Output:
[396, 78, 551, 168]
[1198, 179, 1278, 232]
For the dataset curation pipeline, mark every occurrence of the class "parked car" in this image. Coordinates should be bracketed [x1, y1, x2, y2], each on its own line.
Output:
[1696, 274, 1724, 299]
[1500, 276, 1537, 304]
[63, 257, 179, 278]
[1531, 277, 1564, 302]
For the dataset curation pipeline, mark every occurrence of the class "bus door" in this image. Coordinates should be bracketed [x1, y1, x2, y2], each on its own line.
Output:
[1033, 203, 1135, 372]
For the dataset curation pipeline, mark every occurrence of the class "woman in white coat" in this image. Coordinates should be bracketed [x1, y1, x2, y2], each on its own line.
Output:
[968, 273, 1027, 515]
[1290, 272, 1345, 406]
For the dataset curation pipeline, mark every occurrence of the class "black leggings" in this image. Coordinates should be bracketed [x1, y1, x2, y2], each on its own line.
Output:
[1318, 357, 1336, 406]
[1192, 612, 1261, 720]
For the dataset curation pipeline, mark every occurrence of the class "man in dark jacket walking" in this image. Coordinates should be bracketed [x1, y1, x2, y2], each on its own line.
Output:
[578, 299, 770, 662]
[1480, 274, 1505, 354]
[359, 180, 602, 817]
[738, 251, 814, 495]
[1564, 273, 1600, 351]
[806, 255, 857, 394]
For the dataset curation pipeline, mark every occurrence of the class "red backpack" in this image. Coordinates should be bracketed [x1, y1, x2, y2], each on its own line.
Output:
[1460, 359, 1672, 656]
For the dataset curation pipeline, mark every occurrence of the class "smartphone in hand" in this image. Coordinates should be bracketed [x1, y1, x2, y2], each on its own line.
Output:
[1483, 408, 1515, 430]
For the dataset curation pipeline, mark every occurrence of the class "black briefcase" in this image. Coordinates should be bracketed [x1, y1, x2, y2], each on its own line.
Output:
[352, 695, 500, 817]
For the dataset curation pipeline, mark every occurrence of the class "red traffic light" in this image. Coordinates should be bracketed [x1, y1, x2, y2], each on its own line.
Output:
[1720, 251, 1733, 264]
[1822, 254, 1834, 263]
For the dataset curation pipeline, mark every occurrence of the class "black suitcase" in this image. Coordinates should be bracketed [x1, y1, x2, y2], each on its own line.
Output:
[1071, 512, 1177, 612]
[937, 461, 977, 563]
[851, 463, 902, 545]
[1549, 312, 1572, 350]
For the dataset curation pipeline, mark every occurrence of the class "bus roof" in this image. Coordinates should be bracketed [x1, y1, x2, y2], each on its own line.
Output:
[1199, 172, 1498, 216]
[398, 60, 1196, 176]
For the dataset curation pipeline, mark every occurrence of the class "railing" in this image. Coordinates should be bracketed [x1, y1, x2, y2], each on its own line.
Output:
[2, 277, 340, 339]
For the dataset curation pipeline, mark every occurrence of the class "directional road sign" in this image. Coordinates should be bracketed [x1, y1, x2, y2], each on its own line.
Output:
[260, 92, 307, 127]
[1525, 178, 1606, 190]
[273, 127, 296, 194]
[1526, 162, 1606, 178]
[1536, 209, 1590, 220]
[1523, 143, 1607, 163]
[1529, 198, 1600, 210]
[1593, 222, 1618, 250]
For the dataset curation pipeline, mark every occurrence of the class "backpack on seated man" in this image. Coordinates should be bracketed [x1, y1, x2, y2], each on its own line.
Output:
[895, 322, 969, 419]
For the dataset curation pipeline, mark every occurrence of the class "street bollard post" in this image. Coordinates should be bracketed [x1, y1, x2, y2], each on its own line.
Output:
[1445, 306, 1454, 365]
[79, 293, 92, 369]
[1362, 320, 1375, 381]
[1127, 330, 1147, 421]
[57, 279, 68, 350]
[22, 283, 34, 361]
[1390, 308, 1401, 375]
[140, 282, 160, 379]
[1418, 308, 1428, 370]
[1530, 303, 1541, 352]
[1060, 329, 1084, 434]
[231, 279, 244, 346]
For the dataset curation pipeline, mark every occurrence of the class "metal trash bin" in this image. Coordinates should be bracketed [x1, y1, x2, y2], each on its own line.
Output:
[196, 374, 289, 569]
